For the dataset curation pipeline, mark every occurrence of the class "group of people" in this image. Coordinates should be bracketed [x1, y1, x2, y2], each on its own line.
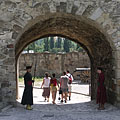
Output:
[21, 66, 107, 111]
[41, 70, 73, 104]
[21, 66, 74, 110]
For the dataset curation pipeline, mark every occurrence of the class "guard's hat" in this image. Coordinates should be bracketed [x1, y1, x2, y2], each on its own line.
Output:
[97, 67, 103, 71]
[26, 66, 32, 70]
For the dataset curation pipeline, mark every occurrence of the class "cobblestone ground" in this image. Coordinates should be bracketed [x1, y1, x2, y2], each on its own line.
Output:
[0, 82, 120, 120]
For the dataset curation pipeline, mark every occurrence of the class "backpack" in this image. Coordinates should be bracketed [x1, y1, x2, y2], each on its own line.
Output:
[68, 75, 72, 84]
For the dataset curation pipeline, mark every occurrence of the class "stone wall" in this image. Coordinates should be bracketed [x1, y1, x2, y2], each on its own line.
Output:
[0, 0, 120, 109]
[19, 52, 90, 78]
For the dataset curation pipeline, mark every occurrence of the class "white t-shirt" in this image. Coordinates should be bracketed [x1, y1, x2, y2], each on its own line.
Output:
[43, 77, 51, 88]
[67, 73, 74, 81]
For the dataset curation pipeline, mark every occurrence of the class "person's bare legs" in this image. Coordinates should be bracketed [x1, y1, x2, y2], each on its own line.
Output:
[54, 91, 57, 103]
[44, 97, 46, 101]
[52, 91, 57, 104]
[69, 92, 71, 100]
[52, 91, 54, 101]
[61, 93, 64, 102]
[65, 92, 67, 103]
[68, 85, 71, 100]
[47, 97, 49, 102]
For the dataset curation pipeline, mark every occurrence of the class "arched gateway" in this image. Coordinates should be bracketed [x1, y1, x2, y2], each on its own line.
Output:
[0, 1, 120, 109]
[15, 12, 115, 103]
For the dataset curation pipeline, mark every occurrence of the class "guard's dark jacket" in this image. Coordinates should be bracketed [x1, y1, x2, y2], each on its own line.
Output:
[21, 72, 33, 105]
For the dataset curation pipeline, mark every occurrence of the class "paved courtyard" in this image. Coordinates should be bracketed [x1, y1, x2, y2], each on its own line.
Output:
[0, 82, 120, 120]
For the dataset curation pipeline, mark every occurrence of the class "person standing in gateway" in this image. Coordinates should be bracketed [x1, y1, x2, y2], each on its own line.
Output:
[66, 70, 74, 100]
[21, 66, 34, 110]
[41, 72, 51, 102]
[96, 67, 107, 110]
[60, 72, 69, 103]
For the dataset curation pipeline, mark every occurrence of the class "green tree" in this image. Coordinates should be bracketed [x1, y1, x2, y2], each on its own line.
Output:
[24, 36, 84, 53]
[50, 37, 54, 49]
[76, 44, 83, 52]
[63, 38, 70, 52]
[24, 42, 35, 53]
[57, 37, 62, 48]
[44, 38, 49, 51]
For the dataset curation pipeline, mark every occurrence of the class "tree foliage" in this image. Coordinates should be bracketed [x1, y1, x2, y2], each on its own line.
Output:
[50, 37, 54, 49]
[44, 37, 49, 51]
[24, 36, 83, 53]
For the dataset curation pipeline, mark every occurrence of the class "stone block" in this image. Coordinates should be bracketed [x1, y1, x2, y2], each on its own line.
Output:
[0, 87, 2, 102]
[0, 12, 14, 22]
[117, 80, 120, 86]
[66, 1, 73, 13]
[116, 60, 120, 69]
[115, 69, 120, 79]
[42, 3, 50, 13]
[3, 58, 15, 65]
[0, 32, 12, 40]
[71, 5, 78, 14]
[115, 51, 120, 60]
[117, 97, 120, 104]
[0, 69, 6, 76]
[0, 20, 5, 27]
[49, 3, 56, 13]
[56, 2, 67, 12]
[76, 5, 86, 15]
[107, 90, 116, 104]
[116, 85, 120, 94]
[8, 49, 15, 57]
[1, 81, 9, 88]
[90, 8, 103, 20]
[107, 29, 117, 35]
[22, 0, 28, 3]
[12, 31, 18, 39]
[13, 24, 22, 32]
[0, 54, 6, 60]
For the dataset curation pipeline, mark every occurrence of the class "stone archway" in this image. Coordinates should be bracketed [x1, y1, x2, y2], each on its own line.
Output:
[15, 13, 115, 104]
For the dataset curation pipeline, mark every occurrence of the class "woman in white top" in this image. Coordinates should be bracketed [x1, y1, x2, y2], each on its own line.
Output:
[41, 72, 51, 102]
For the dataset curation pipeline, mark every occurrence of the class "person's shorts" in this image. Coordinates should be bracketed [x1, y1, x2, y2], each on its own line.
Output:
[51, 86, 57, 92]
[61, 88, 68, 93]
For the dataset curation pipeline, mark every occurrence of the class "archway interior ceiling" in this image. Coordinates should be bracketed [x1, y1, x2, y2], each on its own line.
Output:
[16, 15, 113, 66]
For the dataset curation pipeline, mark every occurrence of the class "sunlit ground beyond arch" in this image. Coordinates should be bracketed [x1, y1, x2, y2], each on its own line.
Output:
[17, 80, 91, 105]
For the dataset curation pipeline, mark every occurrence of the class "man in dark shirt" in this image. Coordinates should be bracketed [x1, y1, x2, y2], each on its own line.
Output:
[21, 66, 34, 110]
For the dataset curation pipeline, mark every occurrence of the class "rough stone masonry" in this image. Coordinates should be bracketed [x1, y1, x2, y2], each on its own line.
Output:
[19, 52, 90, 78]
[0, 0, 120, 109]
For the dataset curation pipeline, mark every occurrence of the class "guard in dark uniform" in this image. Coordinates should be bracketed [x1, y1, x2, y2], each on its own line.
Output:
[21, 66, 34, 110]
